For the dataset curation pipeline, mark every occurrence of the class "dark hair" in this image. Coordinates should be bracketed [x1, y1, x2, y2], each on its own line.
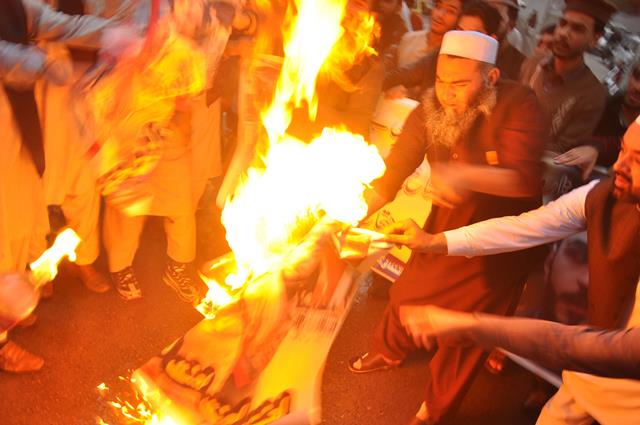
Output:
[506, 5, 518, 25]
[593, 19, 606, 35]
[461, 0, 501, 36]
[540, 23, 556, 35]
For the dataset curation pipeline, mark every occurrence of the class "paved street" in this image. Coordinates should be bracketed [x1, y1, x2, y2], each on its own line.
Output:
[0, 218, 549, 425]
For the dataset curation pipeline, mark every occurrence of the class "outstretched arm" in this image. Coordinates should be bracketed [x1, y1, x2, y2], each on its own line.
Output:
[400, 305, 640, 380]
[381, 180, 598, 256]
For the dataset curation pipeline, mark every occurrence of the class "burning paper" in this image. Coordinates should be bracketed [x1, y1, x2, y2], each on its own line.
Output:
[29, 228, 81, 286]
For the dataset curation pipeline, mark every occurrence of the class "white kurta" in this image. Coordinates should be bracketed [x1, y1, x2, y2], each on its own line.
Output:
[0, 91, 48, 273]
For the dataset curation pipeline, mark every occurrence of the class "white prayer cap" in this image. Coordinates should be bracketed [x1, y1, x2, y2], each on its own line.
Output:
[439, 31, 498, 65]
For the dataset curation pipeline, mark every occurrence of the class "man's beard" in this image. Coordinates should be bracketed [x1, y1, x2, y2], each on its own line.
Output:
[422, 85, 497, 149]
[552, 38, 582, 60]
[612, 171, 640, 203]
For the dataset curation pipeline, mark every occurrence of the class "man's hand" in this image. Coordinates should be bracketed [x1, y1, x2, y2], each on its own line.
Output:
[380, 219, 447, 253]
[384, 84, 408, 99]
[553, 145, 599, 181]
[399, 305, 477, 349]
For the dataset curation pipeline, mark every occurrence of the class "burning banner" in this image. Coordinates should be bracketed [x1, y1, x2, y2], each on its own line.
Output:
[99, 0, 387, 423]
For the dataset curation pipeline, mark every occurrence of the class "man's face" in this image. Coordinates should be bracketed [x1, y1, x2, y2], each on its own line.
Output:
[546, 235, 589, 325]
[435, 55, 488, 116]
[457, 15, 488, 34]
[624, 64, 640, 110]
[552, 11, 600, 59]
[486, 0, 511, 39]
[431, 0, 463, 35]
[613, 123, 640, 202]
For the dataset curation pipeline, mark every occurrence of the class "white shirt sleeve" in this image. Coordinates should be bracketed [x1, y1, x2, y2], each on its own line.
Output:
[444, 180, 599, 257]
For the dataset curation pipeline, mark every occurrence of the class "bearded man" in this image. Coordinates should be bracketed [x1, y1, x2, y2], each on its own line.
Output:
[348, 31, 548, 424]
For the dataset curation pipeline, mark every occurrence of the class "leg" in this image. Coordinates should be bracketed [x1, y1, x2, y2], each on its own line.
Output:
[60, 187, 101, 266]
[162, 214, 199, 303]
[61, 187, 110, 293]
[103, 205, 146, 273]
[349, 304, 423, 373]
[422, 344, 488, 423]
[103, 205, 145, 300]
[164, 214, 196, 264]
[536, 383, 593, 425]
[373, 304, 421, 361]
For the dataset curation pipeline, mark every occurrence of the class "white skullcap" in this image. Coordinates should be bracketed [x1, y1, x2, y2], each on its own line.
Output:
[439, 31, 498, 65]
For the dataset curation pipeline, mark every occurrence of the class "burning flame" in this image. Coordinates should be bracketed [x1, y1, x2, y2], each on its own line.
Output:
[197, 0, 383, 317]
[261, 0, 349, 142]
[97, 376, 182, 425]
[29, 229, 81, 286]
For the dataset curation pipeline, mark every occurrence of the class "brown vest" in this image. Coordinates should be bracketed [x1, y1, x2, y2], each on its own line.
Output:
[585, 178, 640, 328]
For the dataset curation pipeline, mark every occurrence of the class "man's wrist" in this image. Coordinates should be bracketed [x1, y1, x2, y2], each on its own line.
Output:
[418, 232, 447, 254]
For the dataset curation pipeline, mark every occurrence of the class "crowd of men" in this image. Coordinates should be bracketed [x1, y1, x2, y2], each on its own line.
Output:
[1, 0, 640, 424]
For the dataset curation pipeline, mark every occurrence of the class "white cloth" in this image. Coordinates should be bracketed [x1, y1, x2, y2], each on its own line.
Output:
[396, 30, 430, 68]
[444, 180, 640, 425]
[37, 46, 102, 265]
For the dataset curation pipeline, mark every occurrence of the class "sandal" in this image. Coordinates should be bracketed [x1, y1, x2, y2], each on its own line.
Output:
[348, 351, 401, 374]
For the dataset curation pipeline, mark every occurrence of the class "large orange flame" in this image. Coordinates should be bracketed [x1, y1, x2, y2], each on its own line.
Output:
[198, 0, 382, 317]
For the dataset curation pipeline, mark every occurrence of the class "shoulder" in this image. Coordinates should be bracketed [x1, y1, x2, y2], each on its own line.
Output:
[582, 68, 608, 100]
[496, 80, 537, 107]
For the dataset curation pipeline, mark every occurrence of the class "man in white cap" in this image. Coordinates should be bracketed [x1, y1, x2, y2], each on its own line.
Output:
[348, 31, 548, 424]
[390, 116, 640, 425]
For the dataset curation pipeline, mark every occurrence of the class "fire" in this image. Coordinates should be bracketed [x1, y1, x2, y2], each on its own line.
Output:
[29, 228, 81, 285]
[261, 0, 349, 142]
[197, 0, 383, 317]
[97, 376, 183, 425]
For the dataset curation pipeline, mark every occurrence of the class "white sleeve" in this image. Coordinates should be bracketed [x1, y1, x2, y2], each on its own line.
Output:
[444, 180, 599, 257]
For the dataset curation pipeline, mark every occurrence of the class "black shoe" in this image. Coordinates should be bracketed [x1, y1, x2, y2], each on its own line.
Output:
[163, 260, 199, 303]
[111, 267, 142, 300]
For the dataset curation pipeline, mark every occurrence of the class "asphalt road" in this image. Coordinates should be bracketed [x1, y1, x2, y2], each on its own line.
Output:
[0, 218, 550, 425]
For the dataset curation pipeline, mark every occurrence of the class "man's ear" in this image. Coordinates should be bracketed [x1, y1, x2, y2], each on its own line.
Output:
[488, 67, 500, 85]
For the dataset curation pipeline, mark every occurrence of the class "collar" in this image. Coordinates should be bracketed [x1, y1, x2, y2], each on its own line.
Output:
[540, 55, 588, 84]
